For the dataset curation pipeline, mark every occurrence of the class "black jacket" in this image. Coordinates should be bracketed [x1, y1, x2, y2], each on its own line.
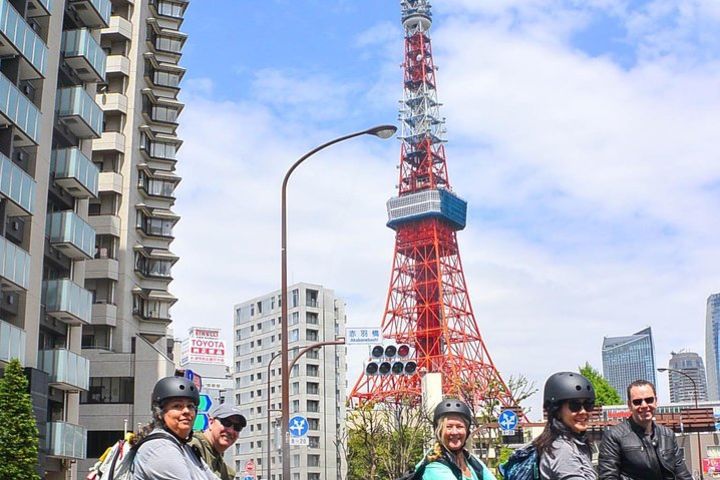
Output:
[598, 418, 692, 480]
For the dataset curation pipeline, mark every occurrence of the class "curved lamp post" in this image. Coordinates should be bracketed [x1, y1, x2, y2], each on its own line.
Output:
[658, 367, 703, 475]
[281, 125, 397, 480]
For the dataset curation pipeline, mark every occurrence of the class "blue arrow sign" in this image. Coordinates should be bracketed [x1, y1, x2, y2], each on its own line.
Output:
[289, 415, 309, 437]
[198, 394, 212, 412]
[499, 410, 518, 431]
[193, 413, 209, 431]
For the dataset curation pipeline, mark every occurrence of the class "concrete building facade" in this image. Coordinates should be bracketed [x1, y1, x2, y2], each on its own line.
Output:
[78, 0, 188, 473]
[602, 327, 657, 397]
[705, 293, 720, 401]
[233, 282, 347, 480]
[668, 350, 708, 403]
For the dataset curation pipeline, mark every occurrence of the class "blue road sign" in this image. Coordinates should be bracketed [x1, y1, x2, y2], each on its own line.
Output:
[289, 415, 309, 437]
[193, 413, 209, 431]
[198, 394, 212, 412]
[499, 410, 518, 431]
[243, 476, 254, 480]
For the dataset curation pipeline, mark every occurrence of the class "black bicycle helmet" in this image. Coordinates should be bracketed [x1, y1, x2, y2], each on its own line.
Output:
[151, 376, 200, 407]
[433, 397, 473, 428]
[543, 372, 595, 409]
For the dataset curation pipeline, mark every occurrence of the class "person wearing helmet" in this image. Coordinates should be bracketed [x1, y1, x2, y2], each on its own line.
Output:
[419, 397, 496, 480]
[533, 371, 597, 480]
[132, 376, 219, 480]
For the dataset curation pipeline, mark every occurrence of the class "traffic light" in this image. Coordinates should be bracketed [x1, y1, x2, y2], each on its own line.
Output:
[364, 343, 417, 376]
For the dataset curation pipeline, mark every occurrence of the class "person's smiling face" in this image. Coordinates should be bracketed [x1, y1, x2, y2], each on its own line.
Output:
[441, 414, 468, 452]
[162, 397, 197, 439]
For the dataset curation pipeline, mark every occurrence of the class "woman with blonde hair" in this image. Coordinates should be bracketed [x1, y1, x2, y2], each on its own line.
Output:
[419, 398, 496, 480]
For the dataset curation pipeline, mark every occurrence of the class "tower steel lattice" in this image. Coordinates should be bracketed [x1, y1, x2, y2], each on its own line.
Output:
[350, 0, 516, 409]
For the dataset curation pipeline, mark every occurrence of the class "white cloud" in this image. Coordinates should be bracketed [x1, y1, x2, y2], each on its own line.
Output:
[172, 2, 720, 417]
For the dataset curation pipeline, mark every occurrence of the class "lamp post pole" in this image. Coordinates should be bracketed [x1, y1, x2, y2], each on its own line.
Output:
[658, 367, 703, 476]
[266, 351, 282, 480]
[280, 125, 397, 480]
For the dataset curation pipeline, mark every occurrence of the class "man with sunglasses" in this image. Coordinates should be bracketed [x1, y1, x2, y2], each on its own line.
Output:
[190, 403, 247, 480]
[598, 380, 692, 480]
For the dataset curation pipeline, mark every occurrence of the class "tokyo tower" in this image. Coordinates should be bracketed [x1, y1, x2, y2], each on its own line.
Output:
[350, 0, 515, 408]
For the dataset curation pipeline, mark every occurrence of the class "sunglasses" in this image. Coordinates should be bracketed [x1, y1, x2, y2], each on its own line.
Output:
[217, 417, 244, 431]
[567, 400, 595, 413]
[631, 396, 655, 406]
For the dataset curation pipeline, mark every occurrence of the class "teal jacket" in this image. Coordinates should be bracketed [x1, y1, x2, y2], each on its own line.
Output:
[417, 448, 497, 480]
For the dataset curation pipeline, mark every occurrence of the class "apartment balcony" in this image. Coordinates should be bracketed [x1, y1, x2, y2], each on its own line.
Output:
[87, 214, 120, 237]
[0, 318, 25, 364]
[91, 302, 116, 327]
[46, 421, 87, 459]
[0, 73, 40, 145]
[66, 0, 111, 29]
[39, 348, 90, 391]
[105, 54, 130, 77]
[93, 131, 125, 153]
[0, 0, 48, 78]
[46, 211, 96, 259]
[85, 257, 119, 280]
[56, 86, 103, 139]
[0, 151, 35, 216]
[102, 15, 132, 41]
[0, 235, 30, 290]
[26, 0, 51, 17]
[98, 171, 123, 194]
[51, 148, 99, 199]
[42, 279, 93, 326]
[96, 92, 128, 114]
[61, 29, 106, 83]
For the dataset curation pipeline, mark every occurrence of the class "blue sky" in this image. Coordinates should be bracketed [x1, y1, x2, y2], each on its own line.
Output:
[171, 0, 720, 417]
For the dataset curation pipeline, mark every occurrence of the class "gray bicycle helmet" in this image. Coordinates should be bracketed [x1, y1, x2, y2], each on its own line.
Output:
[433, 397, 473, 428]
[543, 372, 594, 408]
[151, 376, 200, 407]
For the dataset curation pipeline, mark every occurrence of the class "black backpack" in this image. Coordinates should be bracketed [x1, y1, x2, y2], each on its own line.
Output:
[395, 459, 428, 480]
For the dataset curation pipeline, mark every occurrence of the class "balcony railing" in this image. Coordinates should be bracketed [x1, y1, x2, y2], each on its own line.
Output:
[61, 29, 106, 82]
[46, 211, 95, 259]
[66, 0, 111, 28]
[39, 348, 89, 391]
[0, 235, 30, 290]
[0, 0, 48, 76]
[42, 279, 93, 325]
[0, 318, 25, 364]
[46, 421, 87, 459]
[0, 150, 35, 215]
[56, 86, 103, 139]
[0, 73, 40, 144]
[51, 148, 99, 198]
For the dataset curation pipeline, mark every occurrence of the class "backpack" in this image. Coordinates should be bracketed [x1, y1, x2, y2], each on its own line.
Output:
[395, 459, 428, 480]
[499, 443, 540, 480]
[86, 432, 166, 480]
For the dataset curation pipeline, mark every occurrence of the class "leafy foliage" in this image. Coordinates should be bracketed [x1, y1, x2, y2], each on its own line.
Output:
[579, 362, 622, 406]
[0, 358, 40, 480]
[346, 400, 429, 480]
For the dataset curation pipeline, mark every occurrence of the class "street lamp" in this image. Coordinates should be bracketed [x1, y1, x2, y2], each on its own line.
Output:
[658, 367, 703, 475]
[280, 125, 397, 480]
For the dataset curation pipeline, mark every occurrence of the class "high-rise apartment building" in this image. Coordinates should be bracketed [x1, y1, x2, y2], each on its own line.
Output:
[667, 350, 708, 403]
[705, 293, 720, 400]
[602, 327, 657, 396]
[0, 0, 187, 478]
[233, 283, 347, 480]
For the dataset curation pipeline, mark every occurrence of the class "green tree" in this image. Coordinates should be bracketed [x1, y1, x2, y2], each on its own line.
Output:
[0, 358, 40, 480]
[579, 362, 622, 406]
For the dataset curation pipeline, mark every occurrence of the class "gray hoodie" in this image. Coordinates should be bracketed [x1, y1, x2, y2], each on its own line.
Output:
[539, 427, 597, 480]
[132, 429, 219, 480]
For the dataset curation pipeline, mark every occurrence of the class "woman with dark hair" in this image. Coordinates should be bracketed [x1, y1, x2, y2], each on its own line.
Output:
[132, 376, 219, 480]
[534, 372, 597, 480]
[420, 397, 496, 480]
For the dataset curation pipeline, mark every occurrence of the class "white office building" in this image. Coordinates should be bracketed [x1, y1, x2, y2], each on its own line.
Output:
[233, 282, 347, 480]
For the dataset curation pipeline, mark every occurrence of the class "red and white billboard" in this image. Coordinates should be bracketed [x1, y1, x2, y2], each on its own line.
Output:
[181, 327, 225, 365]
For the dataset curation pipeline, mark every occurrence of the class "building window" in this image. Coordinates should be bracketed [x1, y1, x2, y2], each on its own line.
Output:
[307, 400, 319, 413]
[306, 349, 319, 360]
[307, 382, 319, 395]
[86, 430, 124, 458]
[308, 436, 320, 448]
[307, 455, 320, 467]
[306, 365, 319, 377]
[308, 418, 320, 430]
[306, 290, 318, 307]
[290, 329, 299, 342]
[80, 377, 134, 404]
[291, 289, 299, 308]
[306, 312, 318, 325]
[306, 329, 318, 342]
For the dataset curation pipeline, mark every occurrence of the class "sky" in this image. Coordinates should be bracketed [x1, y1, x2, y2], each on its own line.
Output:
[170, 0, 720, 419]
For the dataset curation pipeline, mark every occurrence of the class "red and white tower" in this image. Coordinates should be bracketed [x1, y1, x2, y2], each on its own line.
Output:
[350, 0, 515, 408]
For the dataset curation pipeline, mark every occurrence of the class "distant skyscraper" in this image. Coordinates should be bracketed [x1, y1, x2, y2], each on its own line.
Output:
[602, 327, 657, 396]
[705, 293, 720, 400]
[667, 351, 708, 403]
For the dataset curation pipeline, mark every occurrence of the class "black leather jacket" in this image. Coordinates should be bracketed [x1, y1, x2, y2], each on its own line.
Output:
[598, 418, 692, 480]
